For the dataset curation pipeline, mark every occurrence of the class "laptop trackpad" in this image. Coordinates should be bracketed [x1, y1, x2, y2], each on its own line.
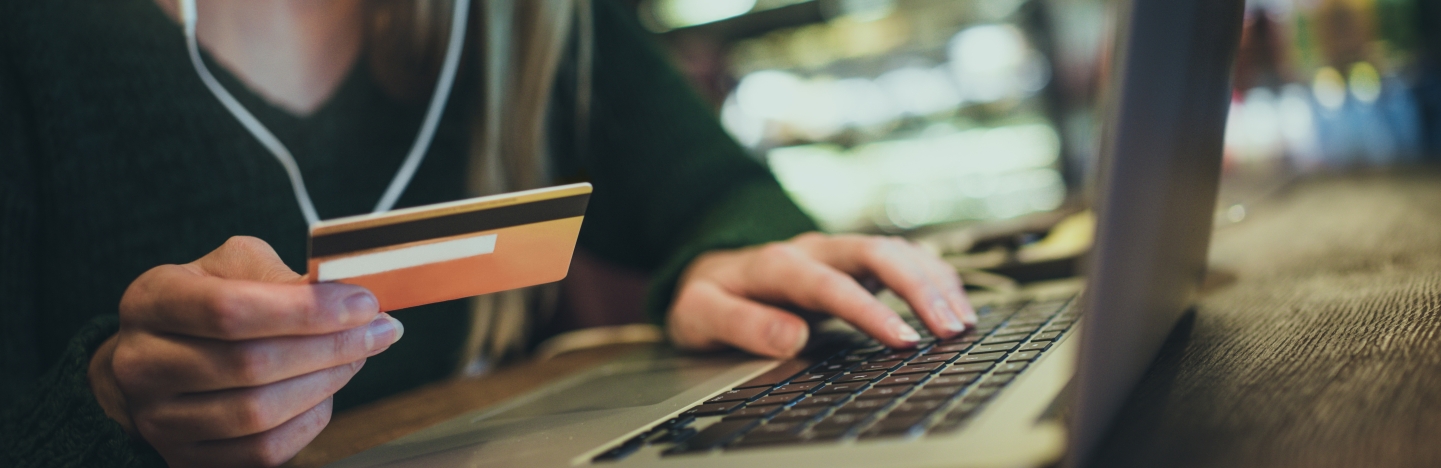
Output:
[480, 360, 734, 421]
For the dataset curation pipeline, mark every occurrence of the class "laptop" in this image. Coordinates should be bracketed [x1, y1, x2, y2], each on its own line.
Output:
[330, 0, 1244, 466]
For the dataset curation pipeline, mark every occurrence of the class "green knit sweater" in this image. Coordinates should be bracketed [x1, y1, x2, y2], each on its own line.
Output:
[0, 0, 816, 465]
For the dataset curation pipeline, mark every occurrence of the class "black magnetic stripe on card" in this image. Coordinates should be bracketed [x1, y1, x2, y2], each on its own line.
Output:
[310, 194, 589, 258]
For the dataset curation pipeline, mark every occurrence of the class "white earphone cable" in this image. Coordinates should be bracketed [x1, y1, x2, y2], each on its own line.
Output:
[373, 0, 471, 214]
[180, 0, 470, 225]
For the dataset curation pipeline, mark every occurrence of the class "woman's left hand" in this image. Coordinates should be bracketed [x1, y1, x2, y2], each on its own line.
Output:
[667, 232, 976, 358]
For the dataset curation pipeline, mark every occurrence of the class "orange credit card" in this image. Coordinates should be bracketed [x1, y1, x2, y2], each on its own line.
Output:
[307, 183, 591, 311]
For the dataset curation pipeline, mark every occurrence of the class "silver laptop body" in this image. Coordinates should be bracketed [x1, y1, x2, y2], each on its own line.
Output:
[330, 0, 1243, 466]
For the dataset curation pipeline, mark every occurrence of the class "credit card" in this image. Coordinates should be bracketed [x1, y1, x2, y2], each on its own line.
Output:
[307, 183, 591, 311]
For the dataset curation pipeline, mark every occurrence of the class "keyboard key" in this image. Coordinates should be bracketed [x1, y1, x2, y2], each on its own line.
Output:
[815, 382, 867, 394]
[809, 413, 866, 434]
[961, 387, 998, 404]
[994, 362, 1029, 374]
[980, 333, 1030, 345]
[970, 343, 1020, 354]
[674, 419, 760, 452]
[876, 374, 927, 386]
[931, 343, 974, 354]
[1018, 341, 1052, 352]
[723, 405, 783, 420]
[892, 363, 944, 374]
[860, 413, 928, 438]
[979, 374, 1015, 387]
[928, 373, 981, 387]
[771, 382, 821, 394]
[747, 421, 802, 436]
[909, 386, 963, 400]
[994, 325, 1039, 336]
[706, 387, 768, 404]
[1041, 324, 1072, 333]
[593, 439, 644, 462]
[657, 427, 697, 445]
[889, 399, 946, 416]
[941, 362, 994, 375]
[1006, 350, 1041, 362]
[751, 394, 803, 406]
[834, 372, 886, 384]
[911, 352, 958, 364]
[939, 333, 983, 345]
[834, 398, 890, 414]
[771, 406, 826, 422]
[684, 401, 744, 417]
[791, 373, 836, 383]
[957, 353, 1007, 363]
[869, 350, 918, 362]
[811, 363, 851, 374]
[1032, 331, 1063, 341]
[731, 430, 809, 448]
[855, 361, 902, 372]
[942, 401, 982, 421]
[855, 385, 911, 399]
[794, 394, 847, 407]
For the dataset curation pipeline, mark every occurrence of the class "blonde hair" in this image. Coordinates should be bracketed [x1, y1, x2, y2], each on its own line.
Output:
[365, 0, 593, 376]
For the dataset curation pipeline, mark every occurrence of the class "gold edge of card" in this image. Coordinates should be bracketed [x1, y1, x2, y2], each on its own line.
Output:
[309, 183, 591, 236]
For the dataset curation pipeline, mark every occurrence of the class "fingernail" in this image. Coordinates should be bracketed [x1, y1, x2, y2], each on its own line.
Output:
[364, 314, 403, 351]
[891, 318, 921, 344]
[768, 321, 808, 356]
[951, 292, 978, 325]
[344, 291, 379, 321]
[935, 298, 965, 333]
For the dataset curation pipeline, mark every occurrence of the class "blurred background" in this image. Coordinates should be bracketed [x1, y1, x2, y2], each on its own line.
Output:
[618, 0, 1438, 234]
[546, 0, 1439, 346]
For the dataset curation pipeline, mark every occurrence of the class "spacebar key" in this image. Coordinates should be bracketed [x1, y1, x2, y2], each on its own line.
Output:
[673, 420, 759, 453]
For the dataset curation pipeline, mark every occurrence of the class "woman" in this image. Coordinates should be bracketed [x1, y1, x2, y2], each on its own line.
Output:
[0, 0, 975, 466]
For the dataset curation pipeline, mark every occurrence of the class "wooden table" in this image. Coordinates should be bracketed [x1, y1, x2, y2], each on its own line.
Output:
[290, 168, 1441, 467]
[1091, 168, 1441, 467]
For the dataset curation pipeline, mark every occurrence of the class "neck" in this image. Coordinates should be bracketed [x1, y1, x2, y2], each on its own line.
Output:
[158, 0, 365, 116]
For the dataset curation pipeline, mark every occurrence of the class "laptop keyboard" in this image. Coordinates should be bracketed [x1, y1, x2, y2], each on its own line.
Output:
[592, 295, 1080, 462]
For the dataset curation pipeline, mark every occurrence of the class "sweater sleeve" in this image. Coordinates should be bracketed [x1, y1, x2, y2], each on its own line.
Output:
[571, 0, 820, 324]
[0, 317, 166, 467]
[0, 29, 166, 468]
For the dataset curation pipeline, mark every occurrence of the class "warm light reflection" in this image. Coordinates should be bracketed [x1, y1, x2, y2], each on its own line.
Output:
[1312, 67, 1346, 110]
[649, 0, 756, 31]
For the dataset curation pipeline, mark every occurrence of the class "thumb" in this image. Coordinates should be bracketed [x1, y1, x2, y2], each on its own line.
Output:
[192, 236, 303, 283]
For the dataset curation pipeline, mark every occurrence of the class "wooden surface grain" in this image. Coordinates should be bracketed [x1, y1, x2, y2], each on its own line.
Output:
[288, 169, 1441, 467]
[1090, 168, 1441, 467]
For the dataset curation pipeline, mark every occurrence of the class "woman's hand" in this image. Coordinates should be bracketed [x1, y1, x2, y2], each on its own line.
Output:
[667, 232, 975, 358]
[88, 236, 403, 468]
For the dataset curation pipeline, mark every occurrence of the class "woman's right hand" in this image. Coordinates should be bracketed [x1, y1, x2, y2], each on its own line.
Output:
[88, 236, 404, 467]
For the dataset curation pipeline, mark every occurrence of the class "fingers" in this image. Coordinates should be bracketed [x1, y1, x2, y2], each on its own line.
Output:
[740, 243, 923, 349]
[122, 265, 380, 340]
[800, 234, 973, 338]
[115, 314, 403, 393]
[137, 361, 362, 442]
[894, 240, 977, 327]
[177, 397, 334, 468]
[669, 281, 809, 358]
